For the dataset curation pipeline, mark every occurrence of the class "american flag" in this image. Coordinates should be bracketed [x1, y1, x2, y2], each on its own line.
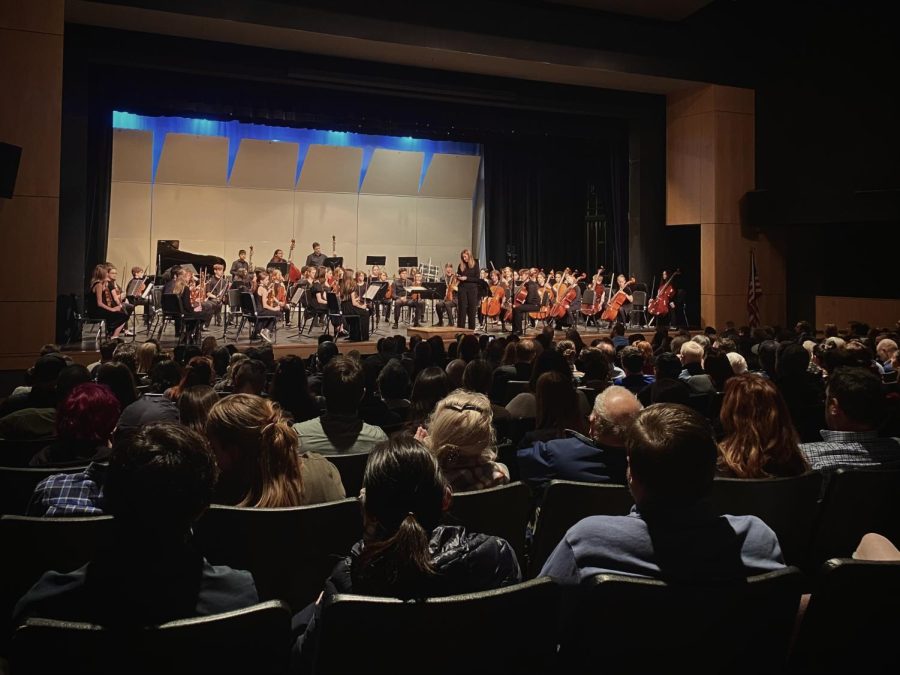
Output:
[747, 251, 762, 327]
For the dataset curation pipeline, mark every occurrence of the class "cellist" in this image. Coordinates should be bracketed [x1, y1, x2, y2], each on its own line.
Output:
[614, 274, 635, 324]
[511, 269, 542, 336]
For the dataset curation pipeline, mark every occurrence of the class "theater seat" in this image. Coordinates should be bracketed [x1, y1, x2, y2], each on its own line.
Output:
[446, 481, 531, 565]
[314, 578, 558, 675]
[11, 600, 292, 675]
[323, 452, 369, 498]
[0, 465, 89, 516]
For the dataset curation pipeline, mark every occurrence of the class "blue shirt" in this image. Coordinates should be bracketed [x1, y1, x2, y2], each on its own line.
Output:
[540, 504, 784, 584]
[27, 462, 106, 517]
[517, 431, 627, 487]
[614, 373, 655, 394]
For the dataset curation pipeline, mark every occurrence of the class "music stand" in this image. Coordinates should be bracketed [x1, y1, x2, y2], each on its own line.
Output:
[268, 261, 289, 276]
[422, 281, 446, 300]
[365, 256, 386, 267]
[398, 257, 418, 271]
[324, 257, 343, 270]
[475, 278, 491, 298]
[365, 282, 388, 301]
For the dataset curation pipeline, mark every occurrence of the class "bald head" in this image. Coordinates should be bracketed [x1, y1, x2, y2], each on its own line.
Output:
[876, 339, 897, 363]
[590, 385, 643, 447]
[680, 340, 704, 366]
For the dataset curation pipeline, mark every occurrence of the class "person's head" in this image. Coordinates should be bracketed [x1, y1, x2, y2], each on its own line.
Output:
[589, 385, 643, 447]
[316, 340, 340, 372]
[206, 394, 303, 508]
[515, 338, 541, 364]
[112, 342, 138, 376]
[458, 334, 479, 363]
[378, 359, 411, 401]
[268, 355, 315, 411]
[149, 359, 183, 394]
[461, 358, 493, 396]
[704, 349, 734, 392]
[232, 359, 267, 396]
[170, 355, 215, 398]
[427, 390, 495, 470]
[691, 334, 711, 351]
[212, 263, 224, 277]
[398, 268, 408, 280]
[826, 367, 886, 432]
[726, 351, 748, 375]
[718, 375, 806, 479]
[578, 348, 611, 383]
[756, 340, 778, 374]
[626, 404, 717, 509]
[620, 346, 645, 376]
[445, 358, 466, 389]
[104, 423, 218, 539]
[354, 435, 450, 597]
[177, 385, 219, 433]
[460, 248, 474, 268]
[322, 356, 365, 414]
[679, 340, 704, 367]
[96, 361, 138, 408]
[238, 249, 247, 260]
[654, 352, 683, 380]
[535, 371, 588, 434]
[556, 339, 577, 366]
[776, 342, 811, 379]
[409, 367, 453, 424]
[210, 346, 230, 378]
[876, 338, 898, 364]
[57, 383, 121, 446]
[98, 340, 119, 363]
[669, 335, 689, 357]
[272, 248, 284, 260]
[529, 348, 571, 392]
[136, 342, 159, 374]
[56, 364, 92, 403]
[200, 335, 218, 357]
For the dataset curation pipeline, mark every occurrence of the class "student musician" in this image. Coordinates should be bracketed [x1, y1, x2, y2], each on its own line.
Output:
[305, 241, 326, 269]
[435, 262, 457, 327]
[125, 265, 153, 328]
[377, 271, 393, 322]
[456, 248, 480, 330]
[340, 273, 370, 341]
[269, 248, 285, 266]
[311, 266, 330, 324]
[172, 268, 213, 341]
[89, 264, 128, 339]
[392, 268, 424, 328]
[512, 269, 542, 336]
[560, 269, 583, 329]
[252, 270, 280, 343]
[231, 268, 249, 292]
[230, 249, 250, 279]
[204, 263, 229, 325]
[615, 274, 635, 324]
[269, 268, 291, 327]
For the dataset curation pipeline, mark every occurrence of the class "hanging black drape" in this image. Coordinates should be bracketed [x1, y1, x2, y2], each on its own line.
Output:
[84, 103, 113, 283]
[484, 134, 628, 273]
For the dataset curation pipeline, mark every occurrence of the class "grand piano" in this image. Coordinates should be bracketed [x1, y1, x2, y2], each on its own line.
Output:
[156, 240, 226, 278]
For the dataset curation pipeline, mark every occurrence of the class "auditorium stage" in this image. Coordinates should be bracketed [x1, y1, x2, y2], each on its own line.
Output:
[63, 320, 675, 365]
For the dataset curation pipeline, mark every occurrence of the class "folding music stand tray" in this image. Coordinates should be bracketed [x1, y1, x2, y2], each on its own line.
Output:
[268, 261, 289, 276]
[398, 257, 418, 271]
[324, 257, 343, 270]
[365, 256, 386, 267]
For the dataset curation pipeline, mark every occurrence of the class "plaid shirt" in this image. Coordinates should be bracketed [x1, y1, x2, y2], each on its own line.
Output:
[443, 461, 510, 493]
[800, 430, 900, 472]
[26, 462, 107, 517]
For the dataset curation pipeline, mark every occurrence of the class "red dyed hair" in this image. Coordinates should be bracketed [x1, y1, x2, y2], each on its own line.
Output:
[57, 383, 121, 444]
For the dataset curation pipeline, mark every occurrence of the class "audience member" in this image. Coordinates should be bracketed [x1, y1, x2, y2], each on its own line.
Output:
[518, 385, 640, 487]
[15, 423, 258, 625]
[678, 341, 715, 394]
[377, 360, 412, 417]
[232, 359, 267, 396]
[214, 353, 247, 393]
[638, 352, 691, 406]
[490, 338, 540, 403]
[269, 355, 320, 424]
[29, 383, 120, 467]
[703, 348, 734, 392]
[520, 371, 589, 447]
[754, 340, 778, 378]
[421, 390, 508, 492]
[717, 375, 809, 478]
[166, 356, 215, 400]
[876, 338, 897, 373]
[148, 359, 183, 394]
[726, 351, 748, 375]
[308, 340, 340, 395]
[801, 367, 900, 471]
[614, 346, 655, 393]
[577, 347, 612, 391]
[462, 358, 511, 421]
[207, 394, 344, 506]
[540, 404, 784, 583]
[95, 361, 139, 409]
[177, 385, 218, 433]
[0, 355, 68, 439]
[445, 358, 466, 389]
[86, 340, 119, 375]
[136, 341, 159, 378]
[506, 349, 589, 418]
[293, 356, 387, 455]
[407, 367, 453, 429]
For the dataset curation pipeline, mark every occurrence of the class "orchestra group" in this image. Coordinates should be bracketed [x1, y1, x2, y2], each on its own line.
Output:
[88, 240, 680, 343]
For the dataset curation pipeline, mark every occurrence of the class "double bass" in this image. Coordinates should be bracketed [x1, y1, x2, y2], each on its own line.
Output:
[647, 269, 681, 317]
[287, 239, 302, 284]
[580, 267, 606, 317]
[600, 276, 636, 323]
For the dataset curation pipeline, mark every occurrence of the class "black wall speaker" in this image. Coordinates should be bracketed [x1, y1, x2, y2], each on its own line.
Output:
[0, 142, 22, 199]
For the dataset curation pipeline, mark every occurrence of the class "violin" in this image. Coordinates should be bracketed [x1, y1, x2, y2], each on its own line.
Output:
[600, 276, 636, 323]
[648, 269, 681, 317]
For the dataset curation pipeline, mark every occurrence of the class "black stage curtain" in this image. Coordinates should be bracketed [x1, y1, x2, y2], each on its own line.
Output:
[84, 103, 113, 283]
[484, 135, 628, 274]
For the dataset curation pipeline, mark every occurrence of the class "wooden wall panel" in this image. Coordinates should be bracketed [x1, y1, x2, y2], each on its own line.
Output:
[815, 297, 900, 331]
[666, 112, 714, 225]
[712, 110, 754, 225]
[0, 196, 58, 302]
[0, 0, 64, 33]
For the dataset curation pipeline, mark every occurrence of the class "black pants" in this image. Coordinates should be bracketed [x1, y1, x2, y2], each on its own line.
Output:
[457, 283, 478, 329]
[513, 304, 540, 333]
[394, 298, 424, 325]
[254, 308, 279, 333]
[342, 302, 370, 341]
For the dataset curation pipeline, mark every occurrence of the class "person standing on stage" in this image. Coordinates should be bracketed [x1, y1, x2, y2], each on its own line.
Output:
[230, 250, 250, 280]
[269, 249, 285, 267]
[435, 262, 457, 327]
[511, 269, 541, 336]
[305, 241, 327, 269]
[456, 249, 480, 330]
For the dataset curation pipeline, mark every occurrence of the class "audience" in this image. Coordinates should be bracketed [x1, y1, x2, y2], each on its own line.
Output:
[577, 347, 612, 391]
[0, 354, 68, 439]
[678, 341, 715, 394]
[637, 352, 690, 406]
[420, 389, 509, 492]
[166, 356, 215, 400]
[407, 366, 453, 429]
[518, 385, 641, 487]
[462, 358, 511, 422]
[293, 356, 387, 455]
[177, 385, 218, 433]
[717, 375, 810, 478]
[15, 423, 258, 625]
[507, 349, 589, 418]
[520, 371, 589, 447]
[29, 383, 120, 467]
[540, 404, 784, 583]
[801, 367, 900, 471]
[96, 361, 139, 408]
[491, 338, 540, 403]
[614, 346, 655, 394]
[207, 394, 344, 506]
[269, 355, 321, 424]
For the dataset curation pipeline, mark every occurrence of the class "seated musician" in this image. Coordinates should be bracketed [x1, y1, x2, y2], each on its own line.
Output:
[512, 269, 542, 336]
[615, 274, 634, 324]
[88, 264, 128, 339]
[435, 262, 457, 327]
[170, 268, 213, 341]
[105, 266, 135, 332]
[268, 268, 291, 327]
[310, 266, 330, 325]
[377, 271, 392, 322]
[253, 270, 281, 343]
[305, 241, 326, 269]
[562, 270, 583, 329]
[204, 263, 229, 325]
[392, 268, 423, 329]
[340, 273, 370, 342]
[125, 266, 152, 328]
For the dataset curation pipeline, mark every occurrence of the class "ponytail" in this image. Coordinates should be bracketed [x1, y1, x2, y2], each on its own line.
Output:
[254, 416, 303, 508]
[355, 513, 436, 597]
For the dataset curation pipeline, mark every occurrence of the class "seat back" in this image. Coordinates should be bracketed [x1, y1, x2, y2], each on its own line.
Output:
[493, 416, 535, 446]
[559, 568, 803, 673]
[314, 578, 558, 675]
[0, 465, 89, 516]
[810, 468, 900, 566]
[11, 600, 292, 675]
[227, 289, 242, 313]
[530, 480, 633, 577]
[791, 558, 900, 674]
[447, 482, 531, 565]
[0, 438, 55, 468]
[631, 290, 647, 308]
[710, 472, 823, 569]
[192, 499, 363, 610]
[160, 293, 184, 318]
[504, 380, 530, 402]
[1, 515, 114, 642]
[239, 292, 258, 317]
[323, 452, 369, 498]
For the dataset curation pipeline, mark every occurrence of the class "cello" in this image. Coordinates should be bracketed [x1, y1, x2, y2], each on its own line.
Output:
[647, 269, 681, 318]
[481, 271, 505, 318]
[550, 270, 586, 320]
[580, 267, 606, 318]
[503, 271, 530, 322]
[600, 276, 636, 323]
[529, 273, 554, 320]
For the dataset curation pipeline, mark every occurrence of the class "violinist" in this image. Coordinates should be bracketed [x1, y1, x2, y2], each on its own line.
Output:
[456, 248, 480, 330]
[435, 262, 457, 327]
[392, 268, 424, 328]
[614, 274, 635, 324]
[312, 267, 330, 324]
[125, 265, 153, 328]
[172, 268, 212, 340]
[269, 268, 291, 327]
[89, 264, 128, 339]
[340, 272, 370, 341]
[204, 263, 229, 324]
[512, 269, 542, 336]
[105, 265, 135, 335]
[377, 271, 393, 322]
[252, 270, 280, 343]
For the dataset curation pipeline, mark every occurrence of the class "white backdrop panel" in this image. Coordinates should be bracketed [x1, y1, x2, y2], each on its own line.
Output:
[360, 150, 423, 196]
[109, 181, 152, 240]
[297, 145, 363, 193]
[156, 134, 228, 186]
[111, 129, 152, 183]
[415, 245, 466, 272]
[415, 197, 472, 247]
[224, 188, 295, 244]
[230, 139, 299, 190]
[107, 237, 151, 279]
[151, 185, 227, 242]
[295, 191, 359, 270]
[357, 194, 417, 245]
[419, 154, 481, 199]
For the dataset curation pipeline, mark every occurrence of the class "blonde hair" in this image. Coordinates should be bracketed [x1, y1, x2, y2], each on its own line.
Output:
[206, 394, 304, 508]
[136, 342, 158, 374]
[426, 390, 495, 468]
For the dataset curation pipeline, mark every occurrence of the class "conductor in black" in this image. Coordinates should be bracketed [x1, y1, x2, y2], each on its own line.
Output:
[456, 248, 480, 330]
